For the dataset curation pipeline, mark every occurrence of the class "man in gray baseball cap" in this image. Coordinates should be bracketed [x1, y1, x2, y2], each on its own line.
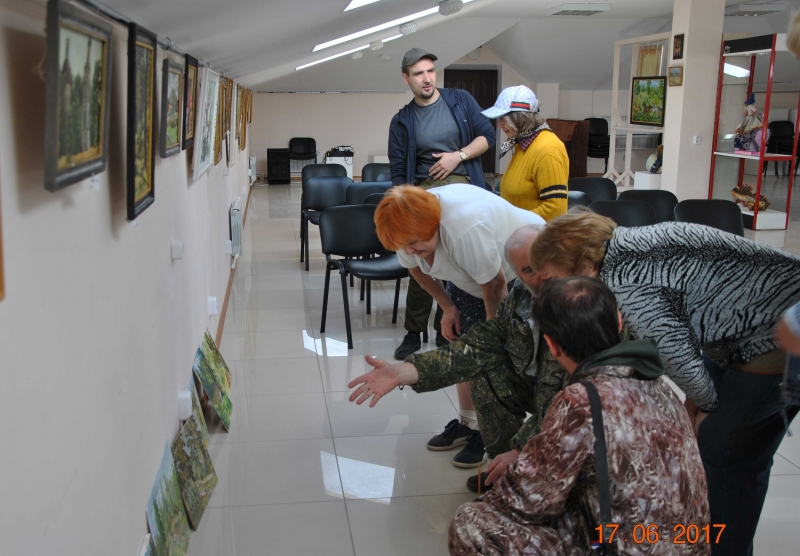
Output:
[387, 47, 497, 471]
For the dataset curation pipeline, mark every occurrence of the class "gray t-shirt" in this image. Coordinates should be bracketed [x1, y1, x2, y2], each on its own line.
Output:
[413, 96, 466, 179]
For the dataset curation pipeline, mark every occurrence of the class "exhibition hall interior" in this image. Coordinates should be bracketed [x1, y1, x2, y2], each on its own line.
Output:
[2, 0, 800, 554]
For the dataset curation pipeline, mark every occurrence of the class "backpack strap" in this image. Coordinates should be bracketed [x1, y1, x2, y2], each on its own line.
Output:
[581, 380, 615, 554]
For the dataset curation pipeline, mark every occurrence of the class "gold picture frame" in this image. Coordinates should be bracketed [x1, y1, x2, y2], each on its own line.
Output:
[668, 65, 684, 87]
[638, 45, 663, 77]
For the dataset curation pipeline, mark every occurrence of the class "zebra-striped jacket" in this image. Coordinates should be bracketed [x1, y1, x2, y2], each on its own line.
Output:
[599, 222, 800, 411]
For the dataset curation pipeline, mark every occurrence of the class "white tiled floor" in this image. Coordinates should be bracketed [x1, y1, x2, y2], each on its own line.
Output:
[188, 181, 800, 556]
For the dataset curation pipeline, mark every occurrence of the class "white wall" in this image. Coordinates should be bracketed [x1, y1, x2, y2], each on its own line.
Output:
[0, 2, 250, 554]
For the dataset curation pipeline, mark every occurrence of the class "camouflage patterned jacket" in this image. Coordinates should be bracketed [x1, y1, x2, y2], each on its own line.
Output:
[407, 281, 568, 450]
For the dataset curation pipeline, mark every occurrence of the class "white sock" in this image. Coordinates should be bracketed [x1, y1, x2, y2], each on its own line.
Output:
[459, 409, 479, 430]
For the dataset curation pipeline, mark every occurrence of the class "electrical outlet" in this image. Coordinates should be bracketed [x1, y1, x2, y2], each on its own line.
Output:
[693, 135, 702, 144]
[225, 240, 233, 255]
[208, 297, 218, 316]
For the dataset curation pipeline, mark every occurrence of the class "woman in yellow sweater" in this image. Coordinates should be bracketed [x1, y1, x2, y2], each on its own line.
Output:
[482, 85, 570, 221]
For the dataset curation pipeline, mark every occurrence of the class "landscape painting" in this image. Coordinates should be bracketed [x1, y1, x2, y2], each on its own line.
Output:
[171, 380, 217, 529]
[214, 81, 223, 166]
[44, 0, 113, 191]
[201, 330, 232, 390]
[630, 76, 666, 127]
[182, 54, 198, 149]
[192, 67, 219, 181]
[192, 346, 232, 430]
[146, 444, 191, 556]
[160, 58, 183, 159]
[127, 23, 157, 220]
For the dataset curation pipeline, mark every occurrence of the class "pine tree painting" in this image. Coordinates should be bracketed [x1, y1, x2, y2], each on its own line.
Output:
[201, 330, 232, 391]
[146, 445, 191, 556]
[171, 380, 218, 530]
[192, 347, 232, 430]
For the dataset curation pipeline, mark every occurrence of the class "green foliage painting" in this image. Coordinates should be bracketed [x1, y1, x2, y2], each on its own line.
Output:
[192, 346, 232, 430]
[134, 41, 154, 202]
[57, 24, 106, 170]
[201, 330, 232, 391]
[630, 77, 666, 127]
[171, 380, 217, 530]
[146, 445, 191, 556]
[165, 68, 181, 148]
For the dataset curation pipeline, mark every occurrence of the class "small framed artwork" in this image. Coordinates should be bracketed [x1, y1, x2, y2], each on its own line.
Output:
[668, 65, 684, 87]
[673, 33, 684, 60]
[44, 0, 113, 192]
[192, 67, 220, 181]
[127, 23, 157, 220]
[637, 45, 663, 77]
[160, 58, 183, 159]
[181, 54, 198, 150]
[214, 81, 223, 166]
[630, 76, 666, 127]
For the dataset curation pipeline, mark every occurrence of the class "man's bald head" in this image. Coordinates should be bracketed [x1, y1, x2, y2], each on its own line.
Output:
[505, 224, 543, 292]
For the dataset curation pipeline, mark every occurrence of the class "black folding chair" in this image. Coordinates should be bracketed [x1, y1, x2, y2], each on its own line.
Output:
[674, 199, 745, 236]
[568, 190, 593, 208]
[364, 193, 386, 206]
[319, 205, 408, 349]
[301, 176, 351, 270]
[361, 163, 391, 182]
[586, 118, 611, 173]
[617, 189, 679, 223]
[345, 182, 392, 205]
[300, 165, 348, 265]
[589, 200, 657, 227]
[568, 177, 617, 202]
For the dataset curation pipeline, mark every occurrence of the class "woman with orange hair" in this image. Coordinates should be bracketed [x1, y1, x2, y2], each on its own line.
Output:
[375, 184, 544, 468]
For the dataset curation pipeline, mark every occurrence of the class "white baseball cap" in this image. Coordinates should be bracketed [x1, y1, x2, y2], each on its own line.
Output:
[481, 85, 539, 119]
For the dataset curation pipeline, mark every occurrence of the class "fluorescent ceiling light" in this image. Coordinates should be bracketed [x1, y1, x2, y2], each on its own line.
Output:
[548, 3, 611, 16]
[725, 3, 784, 16]
[723, 63, 751, 78]
[314, 0, 475, 52]
[297, 34, 402, 71]
[344, 0, 382, 11]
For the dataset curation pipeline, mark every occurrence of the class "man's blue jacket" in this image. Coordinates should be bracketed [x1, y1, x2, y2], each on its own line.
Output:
[388, 88, 496, 190]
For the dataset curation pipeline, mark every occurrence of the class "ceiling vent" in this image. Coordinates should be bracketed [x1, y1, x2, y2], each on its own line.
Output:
[547, 3, 611, 16]
[547, 4, 611, 16]
[439, 0, 464, 16]
[724, 3, 784, 16]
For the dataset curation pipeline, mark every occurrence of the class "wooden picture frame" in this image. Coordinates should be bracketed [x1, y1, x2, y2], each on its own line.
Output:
[630, 76, 666, 127]
[637, 45, 663, 77]
[673, 33, 684, 60]
[181, 54, 198, 150]
[44, 0, 113, 192]
[160, 58, 183, 159]
[668, 65, 684, 87]
[192, 67, 219, 180]
[214, 81, 223, 166]
[127, 23, 157, 220]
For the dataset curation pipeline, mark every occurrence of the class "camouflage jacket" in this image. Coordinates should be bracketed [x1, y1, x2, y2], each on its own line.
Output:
[407, 281, 568, 450]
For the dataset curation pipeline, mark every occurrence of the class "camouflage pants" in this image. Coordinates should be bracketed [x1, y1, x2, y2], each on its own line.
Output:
[449, 502, 576, 556]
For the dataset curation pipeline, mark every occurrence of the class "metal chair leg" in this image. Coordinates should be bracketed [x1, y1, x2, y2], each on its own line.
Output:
[320, 262, 332, 333]
[300, 212, 305, 263]
[360, 277, 365, 300]
[366, 280, 371, 315]
[392, 278, 401, 323]
[304, 220, 310, 272]
[340, 267, 353, 349]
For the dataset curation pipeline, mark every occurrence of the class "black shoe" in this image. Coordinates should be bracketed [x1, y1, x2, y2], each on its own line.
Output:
[452, 431, 487, 468]
[394, 333, 421, 360]
[426, 419, 473, 451]
[435, 331, 450, 348]
[466, 472, 493, 494]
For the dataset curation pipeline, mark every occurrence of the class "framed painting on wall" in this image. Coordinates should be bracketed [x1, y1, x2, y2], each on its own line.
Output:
[673, 33, 684, 60]
[637, 45, 663, 77]
[214, 81, 223, 166]
[630, 76, 666, 127]
[159, 58, 183, 159]
[181, 54, 198, 150]
[44, 0, 113, 192]
[127, 23, 157, 220]
[668, 65, 684, 87]
[192, 67, 219, 180]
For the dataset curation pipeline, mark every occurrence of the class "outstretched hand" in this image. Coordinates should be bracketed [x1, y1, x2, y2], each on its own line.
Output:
[348, 355, 403, 407]
[485, 449, 520, 486]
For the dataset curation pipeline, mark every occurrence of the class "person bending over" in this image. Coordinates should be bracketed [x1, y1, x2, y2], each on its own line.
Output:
[448, 277, 710, 556]
[529, 211, 800, 556]
[349, 225, 566, 491]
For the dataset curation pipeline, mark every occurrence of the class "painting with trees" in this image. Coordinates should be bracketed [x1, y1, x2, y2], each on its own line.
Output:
[44, 0, 113, 191]
[192, 67, 219, 181]
[630, 76, 666, 127]
[146, 444, 191, 556]
[192, 341, 232, 430]
[160, 58, 183, 159]
[181, 54, 198, 150]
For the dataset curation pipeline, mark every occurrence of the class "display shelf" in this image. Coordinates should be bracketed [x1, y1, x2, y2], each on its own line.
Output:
[709, 33, 799, 231]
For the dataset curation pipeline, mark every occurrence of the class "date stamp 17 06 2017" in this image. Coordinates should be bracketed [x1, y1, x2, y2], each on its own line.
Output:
[594, 524, 725, 546]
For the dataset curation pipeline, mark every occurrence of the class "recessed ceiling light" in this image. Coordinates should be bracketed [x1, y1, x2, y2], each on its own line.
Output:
[314, 0, 475, 52]
[725, 3, 784, 16]
[297, 34, 403, 70]
[723, 63, 751, 78]
[547, 3, 611, 16]
[344, 0, 382, 11]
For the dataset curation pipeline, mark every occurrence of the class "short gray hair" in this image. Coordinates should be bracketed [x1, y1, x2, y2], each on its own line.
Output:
[505, 224, 544, 261]
[500, 111, 547, 134]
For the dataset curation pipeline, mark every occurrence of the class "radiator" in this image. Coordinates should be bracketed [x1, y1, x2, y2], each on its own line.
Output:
[230, 196, 243, 268]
